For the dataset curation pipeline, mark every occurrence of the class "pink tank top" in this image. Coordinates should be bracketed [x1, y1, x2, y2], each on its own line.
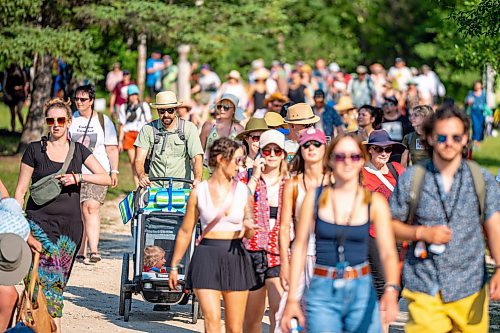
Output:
[197, 181, 248, 233]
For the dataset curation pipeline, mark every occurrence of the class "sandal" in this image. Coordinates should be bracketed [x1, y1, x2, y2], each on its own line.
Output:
[75, 255, 86, 263]
[89, 252, 102, 263]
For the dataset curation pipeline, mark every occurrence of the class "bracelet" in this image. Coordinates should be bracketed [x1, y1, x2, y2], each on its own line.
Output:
[384, 283, 402, 292]
[71, 172, 78, 185]
[170, 266, 178, 272]
[79, 173, 84, 184]
[111, 169, 120, 174]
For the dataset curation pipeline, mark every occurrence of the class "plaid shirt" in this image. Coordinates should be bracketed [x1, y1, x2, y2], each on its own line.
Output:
[390, 160, 500, 302]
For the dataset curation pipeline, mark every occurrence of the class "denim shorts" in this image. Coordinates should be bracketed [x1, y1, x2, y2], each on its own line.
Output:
[305, 274, 381, 333]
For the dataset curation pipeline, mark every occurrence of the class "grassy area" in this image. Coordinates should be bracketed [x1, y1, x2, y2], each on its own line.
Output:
[472, 135, 500, 175]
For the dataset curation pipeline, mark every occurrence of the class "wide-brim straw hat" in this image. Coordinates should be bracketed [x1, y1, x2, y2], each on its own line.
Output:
[150, 91, 183, 109]
[0, 233, 32, 285]
[264, 92, 288, 105]
[235, 117, 269, 140]
[284, 103, 320, 125]
[364, 129, 406, 153]
[334, 96, 356, 112]
[264, 112, 287, 127]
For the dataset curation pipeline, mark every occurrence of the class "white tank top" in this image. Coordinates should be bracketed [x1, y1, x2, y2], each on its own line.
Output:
[197, 181, 248, 233]
[296, 180, 316, 256]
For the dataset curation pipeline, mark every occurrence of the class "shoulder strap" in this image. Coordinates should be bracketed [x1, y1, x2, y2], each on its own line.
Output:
[145, 122, 161, 174]
[98, 112, 105, 134]
[407, 165, 426, 225]
[196, 180, 238, 246]
[292, 175, 299, 219]
[313, 185, 325, 222]
[59, 141, 75, 175]
[387, 162, 399, 181]
[466, 160, 486, 222]
[178, 118, 186, 141]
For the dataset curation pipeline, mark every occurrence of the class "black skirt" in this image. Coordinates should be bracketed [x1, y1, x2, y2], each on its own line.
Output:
[186, 238, 256, 291]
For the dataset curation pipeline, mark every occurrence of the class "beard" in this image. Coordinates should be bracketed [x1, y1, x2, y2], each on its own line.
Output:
[434, 147, 462, 162]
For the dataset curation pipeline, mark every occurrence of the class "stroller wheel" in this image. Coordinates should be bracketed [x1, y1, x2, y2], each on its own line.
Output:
[124, 297, 132, 322]
[191, 297, 199, 324]
[119, 253, 130, 316]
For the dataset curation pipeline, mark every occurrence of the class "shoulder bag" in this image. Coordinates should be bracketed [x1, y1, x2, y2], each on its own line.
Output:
[29, 141, 75, 206]
[16, 252, 57, 333]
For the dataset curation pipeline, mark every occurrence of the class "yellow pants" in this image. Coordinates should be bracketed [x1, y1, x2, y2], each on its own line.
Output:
[402, 286, 488, 333]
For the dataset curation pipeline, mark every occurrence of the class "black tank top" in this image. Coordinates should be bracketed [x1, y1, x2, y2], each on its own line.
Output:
[288, 85, 306, 104]
[254, 90, 266, 110]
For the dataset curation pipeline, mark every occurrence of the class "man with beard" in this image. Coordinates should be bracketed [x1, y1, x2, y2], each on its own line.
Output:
[134, 91, 203, 188]
[390, 105, 500, 333]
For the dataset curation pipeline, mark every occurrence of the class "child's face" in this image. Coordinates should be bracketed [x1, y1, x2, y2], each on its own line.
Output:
[154, 255, 166, 269]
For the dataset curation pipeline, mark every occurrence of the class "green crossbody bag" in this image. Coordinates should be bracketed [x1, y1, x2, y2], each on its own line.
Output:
[30, 141, 76, 206]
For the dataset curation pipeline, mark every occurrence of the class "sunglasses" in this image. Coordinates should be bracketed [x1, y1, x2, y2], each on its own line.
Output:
[272, 102, 283, 108]
[157, 107, 177, 115]
[247, 135, 260, 142]
[216, 104, 234, 112]
[46, 117, 67, 126]
[371, 146, 393, 154]
[332, 153, 362, 162]
[262, 148, 284, 157]
[74, 97, 89, 102]
[436, 134, 463, 144]
[302, 141, 322, 149]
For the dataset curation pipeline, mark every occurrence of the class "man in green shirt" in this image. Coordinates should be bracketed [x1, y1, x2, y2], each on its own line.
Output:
[134, 91, 203, 188]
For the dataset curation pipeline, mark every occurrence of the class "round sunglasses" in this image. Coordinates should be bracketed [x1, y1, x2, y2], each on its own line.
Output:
[216, 104, 234, 112]
[46, 117, 67, 126]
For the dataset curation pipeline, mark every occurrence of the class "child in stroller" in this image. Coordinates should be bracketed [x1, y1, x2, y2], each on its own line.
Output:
[143, 245, 167, 273]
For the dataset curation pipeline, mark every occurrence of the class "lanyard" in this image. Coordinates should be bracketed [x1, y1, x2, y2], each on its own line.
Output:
[331, 185, 359, 263]
[432, 167, 463, 225]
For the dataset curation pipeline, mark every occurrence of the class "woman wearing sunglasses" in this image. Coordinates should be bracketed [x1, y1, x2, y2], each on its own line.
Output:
[169, 137, 257, 333]
[362, 129, 405, 322]
[275, 128, 330, 332]
[244, 129, 288, 333]
[14, 98, 111, 332]
[200, 94, 244, 158]
[235, 117, 269, 173]
[281, 134, 400, 333]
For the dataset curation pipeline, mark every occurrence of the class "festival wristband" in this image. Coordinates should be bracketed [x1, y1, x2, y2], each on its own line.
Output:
[384, 284, 402, 292]
[111, 169, 120, 174]
[72, 172, 78, 184]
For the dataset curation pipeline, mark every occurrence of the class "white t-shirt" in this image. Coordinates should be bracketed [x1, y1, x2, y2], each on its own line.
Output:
[118, 102, 152, 132]
[69, 111, 118, 173]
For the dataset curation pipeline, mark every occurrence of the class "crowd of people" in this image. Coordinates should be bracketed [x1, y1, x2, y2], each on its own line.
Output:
[0, 55, 499, 333]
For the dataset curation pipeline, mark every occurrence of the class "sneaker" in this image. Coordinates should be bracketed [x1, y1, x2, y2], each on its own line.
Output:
[75, 255, 86, 263]
[89, 252, 102, 263]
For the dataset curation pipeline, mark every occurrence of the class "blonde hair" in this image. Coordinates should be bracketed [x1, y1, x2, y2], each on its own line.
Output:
[43, 97, 72, 118]
[411, 105, 433, 118]
[143, 245, 165, 268]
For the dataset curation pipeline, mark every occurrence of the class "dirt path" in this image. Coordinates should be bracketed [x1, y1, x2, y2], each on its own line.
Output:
[61, 196, 407, 332]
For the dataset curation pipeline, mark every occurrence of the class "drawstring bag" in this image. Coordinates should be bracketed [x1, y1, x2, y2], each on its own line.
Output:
[29, 142, 75, 206]
[16, 252, 57, 333]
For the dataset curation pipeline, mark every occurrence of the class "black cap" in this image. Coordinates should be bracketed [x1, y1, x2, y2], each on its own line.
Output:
[123, 70, 130, 75]
[383, 96, 398, 105]
[314, 90, 325, 98]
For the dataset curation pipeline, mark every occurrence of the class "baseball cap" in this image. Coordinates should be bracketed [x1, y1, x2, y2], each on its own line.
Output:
[123, 69, 130, 75]
[127, 84, 140, 96]
[299, 127, 327, 146]
[260, 129, 285, 150]
[383, 96, 398, 105]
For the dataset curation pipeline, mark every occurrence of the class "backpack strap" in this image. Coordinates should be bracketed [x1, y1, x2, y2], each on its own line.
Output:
[387, 162, 400, 182]
[466, 160, 486, 223]
[407, 165, 426, 225]
[177, 118, 186, 141]
[145, 122, 161, 175]
[98, 112, 105, 135]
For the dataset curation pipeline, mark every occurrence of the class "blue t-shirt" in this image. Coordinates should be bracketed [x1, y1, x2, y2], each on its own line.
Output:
[146, 58, 163, 87]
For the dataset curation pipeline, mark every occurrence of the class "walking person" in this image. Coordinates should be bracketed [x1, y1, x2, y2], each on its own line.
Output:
[244, 130, 288, 333]
[68, 85, 119, 264]
[235, 117, 269, 171]
[118, 84, 152, 187]
[281, 134, 400, 333]
[2, 63, 29, 132]
[465, 80, 487, 147]
[356, 105, 383, 141]
[169, 138, 257, 333]
[401, 105, 433, 167]
[275, 128, 329, 332]
[134, 91, 203, 188]
[14, 98, 111, 332]
[390, 105, 500, 333]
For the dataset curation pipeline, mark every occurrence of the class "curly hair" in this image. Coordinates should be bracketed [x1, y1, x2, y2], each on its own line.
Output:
[43, 97, 72, 118]
[208, 137, 241, 168]
[421, 104, 470, 154]
[143, 245, 165, 268]
[75, 84, 96, 100]
[411, 104, 433, 118]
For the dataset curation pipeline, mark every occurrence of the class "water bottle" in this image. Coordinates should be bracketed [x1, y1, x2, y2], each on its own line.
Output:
[290, 318, 303, 333]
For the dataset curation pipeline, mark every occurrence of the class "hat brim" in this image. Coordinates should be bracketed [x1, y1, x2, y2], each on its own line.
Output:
[334, 105, 356, 112]
[235, 127, 269, 140]
[263, 96, 288, 105]
[150, 101, 183, 109]
[364, 141, 407, 153]
[284, 115, 320, 125]
[0, 238, 31, 286]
